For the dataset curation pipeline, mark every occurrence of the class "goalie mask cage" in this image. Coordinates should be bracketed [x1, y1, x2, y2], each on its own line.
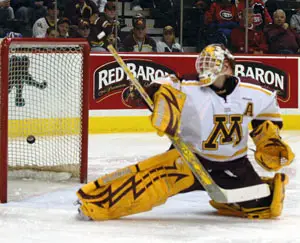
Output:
[0, 38, 90, 203]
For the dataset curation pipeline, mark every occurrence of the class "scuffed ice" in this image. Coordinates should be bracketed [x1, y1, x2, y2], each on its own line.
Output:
[0, 132, 299, 243]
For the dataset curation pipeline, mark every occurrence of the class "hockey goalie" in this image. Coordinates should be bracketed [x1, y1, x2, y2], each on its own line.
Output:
[76, 44, 295, 220]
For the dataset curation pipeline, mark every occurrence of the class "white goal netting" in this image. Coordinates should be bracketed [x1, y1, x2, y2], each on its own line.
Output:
[1, 40, 88, 182]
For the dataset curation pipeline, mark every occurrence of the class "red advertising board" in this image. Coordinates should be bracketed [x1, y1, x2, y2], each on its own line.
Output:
[89, 53, 298, 109]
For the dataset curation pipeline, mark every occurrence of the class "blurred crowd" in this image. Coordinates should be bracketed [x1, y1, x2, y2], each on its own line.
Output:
[0, 0, 300, 54]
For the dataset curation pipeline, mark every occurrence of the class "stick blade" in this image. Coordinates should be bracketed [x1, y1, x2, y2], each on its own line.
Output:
[220, 183, 271, 203]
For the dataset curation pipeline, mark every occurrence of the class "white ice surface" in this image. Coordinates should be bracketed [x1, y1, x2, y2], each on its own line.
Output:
[0, 132, 299, 243]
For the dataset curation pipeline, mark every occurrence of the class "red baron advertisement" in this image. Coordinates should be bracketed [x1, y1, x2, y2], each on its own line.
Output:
[89, 54, 298, 109]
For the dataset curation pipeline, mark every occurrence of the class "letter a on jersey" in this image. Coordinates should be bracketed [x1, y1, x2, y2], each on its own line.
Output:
[244, 102, 254, 117]
[203, 115, 243, 150]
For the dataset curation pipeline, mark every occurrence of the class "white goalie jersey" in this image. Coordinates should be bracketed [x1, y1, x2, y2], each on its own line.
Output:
[155, 75, 282, 162]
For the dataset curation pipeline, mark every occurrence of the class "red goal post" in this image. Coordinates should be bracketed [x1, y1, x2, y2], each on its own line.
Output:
[0, 38, 90, 203]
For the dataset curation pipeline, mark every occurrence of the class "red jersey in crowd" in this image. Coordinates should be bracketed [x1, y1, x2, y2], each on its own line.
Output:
[231, 26, 268, 53]
[237, 0, 272, 29]
[205, 2, 238, 25]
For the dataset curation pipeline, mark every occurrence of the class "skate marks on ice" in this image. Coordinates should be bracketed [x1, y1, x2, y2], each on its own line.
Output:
[0, 190, 299, 243]
[0, 132, 299, 243]
[6, 133, 169, 202]
[87, 133, 171, 180]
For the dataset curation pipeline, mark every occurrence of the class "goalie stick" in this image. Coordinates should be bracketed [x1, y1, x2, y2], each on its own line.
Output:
[107, 44, 270, 203]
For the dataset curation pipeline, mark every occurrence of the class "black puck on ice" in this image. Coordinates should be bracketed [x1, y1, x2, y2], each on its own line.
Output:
[27, 135, 36, 144]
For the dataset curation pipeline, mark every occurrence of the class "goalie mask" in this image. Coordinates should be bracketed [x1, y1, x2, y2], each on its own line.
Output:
[195, 44, 235, 87]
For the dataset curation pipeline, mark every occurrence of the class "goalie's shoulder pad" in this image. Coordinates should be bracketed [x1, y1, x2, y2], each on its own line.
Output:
[152, 74, 180, 86]
[180, 73, 201, 86]
[181, 73, 199, 82]
[239, 81, 275, 99]
[181, 80, 202, 86]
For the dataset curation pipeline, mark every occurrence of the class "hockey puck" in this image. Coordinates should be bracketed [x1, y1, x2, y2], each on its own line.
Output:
[26, 135, 36, 144]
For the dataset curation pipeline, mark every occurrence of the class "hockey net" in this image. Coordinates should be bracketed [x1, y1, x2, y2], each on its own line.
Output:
[0, 38, 89, 203]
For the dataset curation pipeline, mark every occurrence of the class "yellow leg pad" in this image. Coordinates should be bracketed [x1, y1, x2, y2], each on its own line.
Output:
[77, 150, 184, 200]
[77, 149, 195, 220]
[209, 173, 288, 219]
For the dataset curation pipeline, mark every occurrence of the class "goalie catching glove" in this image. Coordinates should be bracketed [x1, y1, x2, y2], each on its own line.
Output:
[250, 120, 295, 171]
[150, 84, 186, 137]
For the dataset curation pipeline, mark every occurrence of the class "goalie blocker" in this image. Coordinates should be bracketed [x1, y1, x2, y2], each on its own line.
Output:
[76, 44, 294, 220]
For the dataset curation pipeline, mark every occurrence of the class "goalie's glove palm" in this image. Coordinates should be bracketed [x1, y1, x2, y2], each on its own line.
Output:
[251, 121, 295, 171]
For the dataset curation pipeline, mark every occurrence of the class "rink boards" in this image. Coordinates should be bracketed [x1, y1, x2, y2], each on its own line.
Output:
[88, 110, 300, 133]
[88, 53, 300, 133]
[9, 111, 300, 136]
[6, 52, 300, 136]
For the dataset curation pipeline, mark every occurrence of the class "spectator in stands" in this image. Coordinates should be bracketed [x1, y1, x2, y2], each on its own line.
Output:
[157, 25, 183, 52]
[31, 1, 47, 24]
[131, 0, 154, 11]
[264, 0, 287, 19]
[264, 9, 300, 54]
[88, 2, 120, 52]
[70, 19, 91, 38]
[0, 0, 15, 37]
[151, 0, 176, 28]
[5, 31, 22, 37]
[121, 13, 157, 52]
[10, 0, 47, 37]
[91, 0, 107, 13]
[194, 0, 210, 10]
[45, 26, 58, 37]
[43, 0, 64, 10]
[78, 19, 91, 38]
[290, 8, 300, 34]
[32, 2, 58, 37]
[231, 8, 268, 54]
[0, 0, 14, 18]
[64, 0, 98, 25]
[237, 0, 272, 31]
[204, 0, 239, 47]
[57, 17, 70, 38]
[191, 0, 211, 52]
[12, 0, 47, 28]
[131, 0, 143, 11]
